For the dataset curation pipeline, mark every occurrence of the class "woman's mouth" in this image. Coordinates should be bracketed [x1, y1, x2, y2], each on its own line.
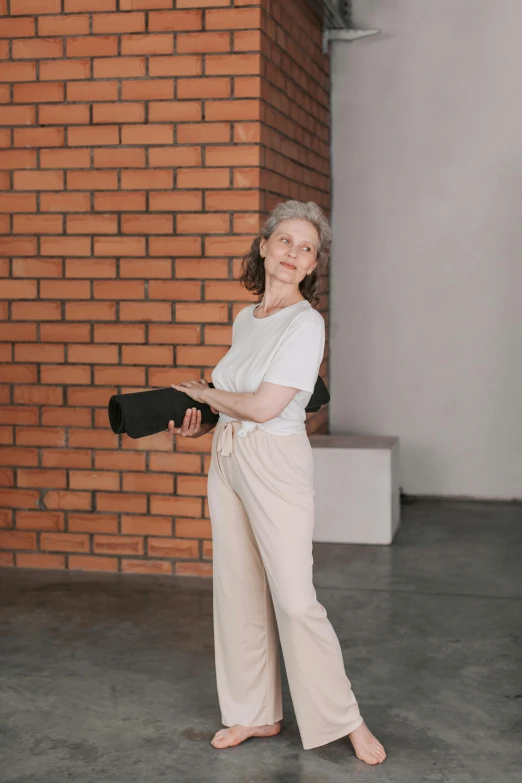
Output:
[281, 261, 296, 270]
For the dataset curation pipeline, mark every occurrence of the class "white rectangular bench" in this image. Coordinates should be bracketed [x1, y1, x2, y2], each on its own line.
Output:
[309, 434, 401, 545]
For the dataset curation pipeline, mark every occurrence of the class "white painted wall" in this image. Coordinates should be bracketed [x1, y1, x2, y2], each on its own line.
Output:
[329, 0, 522, 499]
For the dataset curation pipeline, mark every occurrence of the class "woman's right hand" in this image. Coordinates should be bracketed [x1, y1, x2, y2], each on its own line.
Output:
[168, 407, 204, 438]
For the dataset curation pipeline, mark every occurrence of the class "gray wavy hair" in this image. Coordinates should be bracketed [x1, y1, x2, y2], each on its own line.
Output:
[239, 200, 332, 308]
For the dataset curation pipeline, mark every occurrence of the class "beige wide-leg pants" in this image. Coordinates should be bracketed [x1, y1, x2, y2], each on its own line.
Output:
[207, 418, 364, 750]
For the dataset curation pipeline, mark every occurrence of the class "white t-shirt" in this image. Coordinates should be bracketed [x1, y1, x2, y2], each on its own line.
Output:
[211, 299, 325, 437]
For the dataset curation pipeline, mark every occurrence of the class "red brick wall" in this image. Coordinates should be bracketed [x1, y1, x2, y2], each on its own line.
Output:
[0, 0, 331, 575]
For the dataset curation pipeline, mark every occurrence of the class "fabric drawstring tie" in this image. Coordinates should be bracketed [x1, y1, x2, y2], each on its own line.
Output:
[216, 420, 260, 456]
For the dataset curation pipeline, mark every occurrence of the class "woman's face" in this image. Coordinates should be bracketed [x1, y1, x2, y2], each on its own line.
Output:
[259, 219, 319, 285]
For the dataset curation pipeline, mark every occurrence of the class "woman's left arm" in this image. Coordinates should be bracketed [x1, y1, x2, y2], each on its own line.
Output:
[172, 381, 299, 424]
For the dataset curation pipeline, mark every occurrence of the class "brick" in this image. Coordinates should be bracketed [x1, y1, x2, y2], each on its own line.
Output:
[233, 212, 261, 233]
[0, 105, 35, 126]
[0, 553, 14, 566]
[234, 121, 261, 143]
[120, 124, 173, 146]
[65, 0, 116, 9]
[95, 452, 145, 471]
[16, 511, 64, 532]
[67, 170, 118, 190]
[12, 215, 63, 234]
[40, 193, 91, 212]
[69, 471, 119, 491]
[14, 170, 63, 190]
[149, 236, 201, 256]
[0, 62, 37, 82]
[148, 537, 198, 558]
[68, 126, 119, 146]
[11, 301, 61, 320]
[206, 189, 259, 211]
[177, 77, 230, 99]
[0, 150, 36, 170]
[67, 387, 117, 407]
[68, 555, 118, 573]
[14, 386, 63, 405]
[67, 80, 118, 102]
[120, 169, 173, 190]
[177, 213, 229, 234]
[233, 167, 260, 188]
[177, 122, 229, 144]
[148, 101, 201, 122]
[174, 258, 228, 278]
[39, 104, 89, 125]
[175, 517, 211, 539]
[39, 279, 91, 298]
[233, 75, 261, 98]
[120, 214, 172, 234]
[148, 55, 201, 77]
[93, 236, 145, 256]
[176, 561, 213, 577]
[0, 323, 36, 342]
[177, 168, 229, 189]
[40, 323, 90, 342]
[177, 475, 207, 495]
[68, 344, 118, 364]
[148, 191, 202, 212]
[41, 365, 91, 385]
[208, 144, 258, 166]
[0, 405, 36, 425]
[17, 553, 65, 569]
[121, 78, 174, 100]
[93, 102, 144, 124]
[122, 560, 172, 575]
[175, 301, 227, 323]
[0, 18, 35, 38]
[233, 29, 262, 51]
[121, 34, 173, 55]
[0, 446, 38, 466]
[205, 99, 259, 121]
[68, 513, 118, 534]
[66, 214, 118, 235]
[119, 302, 171, 322]
[149, 451, 200, 472]
[119, 0, 172, 8]
[40, 58, 91, 80]
[41, 532, 90, 552]
[0, 237, 37, 256]
[94, 192, 145, 211]
[206, 7, 260, 29]
[65, 301, 116, 320]
[11, 0, 61, 13]
[0, 426, 13, 445]
[121, 344, 173, 366]
[116, 257, 174, 276]
[41, 408, 91, 427]
[0, 528, 37, 547]
[17, 469, 66, 489]
[94, 147, 145, 168]
[96, 492, 146, 514]
[148, 146, 201, 167]
[94, 535, 143, 556]
[93, 12, 145, 33]
[13, 38, 63, 60]
[149, 280, 200, 301]
[121, 515, 171, 536]
[66, 36, 118, 57]
[177, 0, 229, 6]
[15, 427, 65, 448]
[148, 10, 201, 31]
[68, 428, 119, 449]
[1, 364, 38, 383]
[206, 53, 260, 75]
[13, 82, 64, 104]
[0, 193, 36, 213]
[14, 127, 64, 148]
[40, 148, 90, 168]
[177, 31, 230, 53]
[38, 14, 90, 36]
[93, 57, 146, 78]
[93, 280, 143, 299]
[65, 259, 116, 278]
[41, 236, 91, 256]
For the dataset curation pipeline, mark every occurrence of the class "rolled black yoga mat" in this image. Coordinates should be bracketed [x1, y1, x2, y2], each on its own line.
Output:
[108, 377, 330, 439]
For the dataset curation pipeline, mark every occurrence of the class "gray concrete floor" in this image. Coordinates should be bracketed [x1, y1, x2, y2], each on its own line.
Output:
[1, 500, 521, 783]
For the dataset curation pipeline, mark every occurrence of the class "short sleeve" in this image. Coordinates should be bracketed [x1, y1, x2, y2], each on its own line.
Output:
[262, 313, 325, 393]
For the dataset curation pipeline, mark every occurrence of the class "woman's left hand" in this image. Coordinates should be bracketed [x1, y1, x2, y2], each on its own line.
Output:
[171, 379, 210, 405]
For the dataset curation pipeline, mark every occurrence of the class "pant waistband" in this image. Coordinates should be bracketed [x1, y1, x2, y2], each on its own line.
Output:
[216, 419, 260, 457]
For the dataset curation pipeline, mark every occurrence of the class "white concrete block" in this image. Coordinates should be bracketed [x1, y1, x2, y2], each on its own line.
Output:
[309, 434, 401, 545]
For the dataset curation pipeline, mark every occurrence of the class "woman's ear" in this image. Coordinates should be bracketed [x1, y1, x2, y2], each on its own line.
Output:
[259, 237, 266, 258]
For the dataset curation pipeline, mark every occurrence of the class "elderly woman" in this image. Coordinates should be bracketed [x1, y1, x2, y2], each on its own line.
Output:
[169, 200, 386, 765]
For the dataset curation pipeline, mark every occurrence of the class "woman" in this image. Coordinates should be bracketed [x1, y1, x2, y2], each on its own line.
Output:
[168, 200, 386, 765]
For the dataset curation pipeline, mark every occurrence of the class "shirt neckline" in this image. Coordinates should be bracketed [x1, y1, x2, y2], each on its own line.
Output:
[252, 300, 309, 321]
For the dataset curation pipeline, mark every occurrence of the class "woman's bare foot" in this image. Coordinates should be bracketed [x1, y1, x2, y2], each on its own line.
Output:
[347, 721, 386, 764]
[211, 721, 281, 749]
